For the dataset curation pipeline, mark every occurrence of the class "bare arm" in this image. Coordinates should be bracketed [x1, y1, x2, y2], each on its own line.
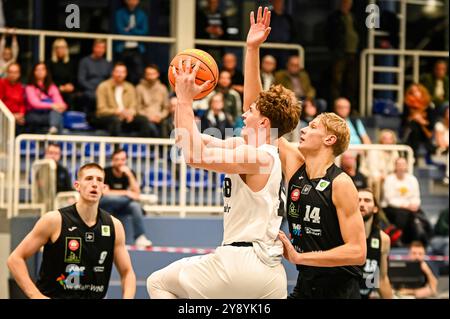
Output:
[279, 174, 366, 267]
[112, 217, 136, 299]
[174, 59, 273, 175]
[278, 137, 304, 182]
[200, 134, 245, 149]
[243, 7, 271, 112]
[7, 212, 61, 299]
[378, 231, 393, 299]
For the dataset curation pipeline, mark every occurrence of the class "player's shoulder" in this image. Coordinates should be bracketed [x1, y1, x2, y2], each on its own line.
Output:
[334, 171, 355, 186]
[40, 210, 62, 224]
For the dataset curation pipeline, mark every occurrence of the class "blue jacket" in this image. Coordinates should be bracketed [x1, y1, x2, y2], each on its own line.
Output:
[114, 7, 149, 53]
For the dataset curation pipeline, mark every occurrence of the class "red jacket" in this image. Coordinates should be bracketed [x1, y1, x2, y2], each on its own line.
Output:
[0, 78, 26, 114]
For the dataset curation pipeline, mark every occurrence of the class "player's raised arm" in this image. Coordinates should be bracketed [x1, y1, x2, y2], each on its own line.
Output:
[243, 6, 271, 112]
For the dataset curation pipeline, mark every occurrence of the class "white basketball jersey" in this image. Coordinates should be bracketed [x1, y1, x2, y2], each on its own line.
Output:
[222, 144, 283, 267]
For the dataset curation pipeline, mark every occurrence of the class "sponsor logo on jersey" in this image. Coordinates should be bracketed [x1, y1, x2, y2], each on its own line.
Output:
[288, 202, 299, 218]
[290, 188, 300, 202]
[292, 223, 302, 237]
[64, 237, 82, 263]
[94, 266, 104, 273]
[305, 227, 322, 236]
[68, 226, 77, 232]
[85, 232, 94, 242]
[371, 238, 380, 249]
[301, 184, 312, 195]
[101, 225, 110, 237]
[315, 179, 330, 191]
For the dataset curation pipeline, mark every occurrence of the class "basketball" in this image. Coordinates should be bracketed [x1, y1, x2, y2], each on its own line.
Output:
[168, 49, 219, 100]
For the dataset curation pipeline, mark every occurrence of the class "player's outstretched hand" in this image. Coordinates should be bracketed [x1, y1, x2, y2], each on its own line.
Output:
[246, 6, 271, 49]
[172, 58, 211, 102]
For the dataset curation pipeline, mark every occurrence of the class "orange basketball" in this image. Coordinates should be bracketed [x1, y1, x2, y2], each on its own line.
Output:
[168, 49, 219, 100]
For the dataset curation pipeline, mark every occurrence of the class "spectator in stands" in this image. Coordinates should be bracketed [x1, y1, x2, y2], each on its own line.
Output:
[114, 0, 148, 85]
[78, 39, 112, 119]
[160, 95, 176, 138]
[196, 0, 227, 62]
[0, 62, 25, 134]
[43, 143, 73, 193]
[382, 157, 432, 246]
[402, 83, 436, 162]
[222, 52, 244, 94]
[274, 55, 316, 102]
[0, 28, 18, 78]
[260, 54, 276, 91]
[396, 241, 438, 299]
[136, 64, 169, 137]
[200, 92, 231, 139]
[47, 38, 76, 110]
[334, 97, 372, 145]
[420, 60, 449, 110]
[265, 0, 296, 68]
[101, 148, 152, 248]
[215, 70, 242, 126]
[25, 62, 66, 134]
[340, 151, 368, 189]
[360, 129, 400, 202]
[95, 62, 152, 137]
[432, 105, 449, 184]
[326, 0, 360, 109]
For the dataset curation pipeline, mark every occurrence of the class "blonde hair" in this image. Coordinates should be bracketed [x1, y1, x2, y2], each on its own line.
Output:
[316, 112, 350, 156]
[378, 129, 398, 144]
[51, 38, 70, 63]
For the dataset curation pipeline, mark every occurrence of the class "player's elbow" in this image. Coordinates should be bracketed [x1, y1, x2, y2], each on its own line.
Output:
[352, 243, 367, 266]
[7, 253, 18, 272]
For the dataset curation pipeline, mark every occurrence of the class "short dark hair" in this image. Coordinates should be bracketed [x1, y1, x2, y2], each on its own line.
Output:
[77, 163, 104, 179]
[112, 148, 126, 159]
[93, 38, 107, 46]
[47, 143, 61, 150]
[113, 62, 127, 70]
[359, 188, 380, 228]
[410, 240, 425, 250]
[145, 64, 160, 72]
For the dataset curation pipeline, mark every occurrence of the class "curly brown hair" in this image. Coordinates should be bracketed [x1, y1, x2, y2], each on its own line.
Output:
[255, 85, 301, 137]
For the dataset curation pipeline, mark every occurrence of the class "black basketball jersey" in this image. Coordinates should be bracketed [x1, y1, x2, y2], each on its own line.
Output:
[286, 163, 362, 279]
[36, 204, 115, 299]
[360, 226, 382, 299]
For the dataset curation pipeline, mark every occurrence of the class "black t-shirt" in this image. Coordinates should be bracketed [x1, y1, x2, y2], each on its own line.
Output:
[286, 163, 362, 280]
[360, 225, 382, 298]
[351, 171, 368, 190]
[36, 204, 115, 299]
[56, 163, 73, 193]
[104, 167, 136, 190]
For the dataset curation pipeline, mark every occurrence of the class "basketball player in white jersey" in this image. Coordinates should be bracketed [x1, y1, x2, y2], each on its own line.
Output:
[244, 7, 366, 298]
[146, 7, 301, 298]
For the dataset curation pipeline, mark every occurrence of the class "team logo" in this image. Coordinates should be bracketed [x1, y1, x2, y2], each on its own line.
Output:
[64, 237, 82, 263]
[288, 202, 299, 218]
[85, 232, 94, 242]
[101, 225, 110, 237]
[371, 238, 380, 249]
[315, 179, 330, 191]
[290, 189, 300, 202]
[301, 184, 312, 195]
[292, 223, 302, 237]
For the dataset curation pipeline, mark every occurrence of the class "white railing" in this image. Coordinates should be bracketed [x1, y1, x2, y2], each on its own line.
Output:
[359, 48, 449, 116]
[13, 134, 226, 218]
[0, 100, 15, 218]
[195, 39, 305, 70]
[0, 27, 304, 68]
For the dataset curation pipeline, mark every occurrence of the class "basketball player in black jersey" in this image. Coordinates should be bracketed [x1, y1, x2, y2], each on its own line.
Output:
[358, 188, 393, 299]
[7, 163, 136, 299]
[244, 7, 366, 299]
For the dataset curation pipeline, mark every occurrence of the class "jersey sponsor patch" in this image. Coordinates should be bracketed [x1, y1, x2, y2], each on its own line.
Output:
[85, 232, 94, 242]
[64, 237, 82, 263]
[288, 202, 299, 218]
[315, 179, 330, 191]
[304, 227, 322, 236]
[301, 184, 312, 195]
[101, 225, 110, 237]
[290, 188, 300, 202]
[371, 238, 380, 249]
